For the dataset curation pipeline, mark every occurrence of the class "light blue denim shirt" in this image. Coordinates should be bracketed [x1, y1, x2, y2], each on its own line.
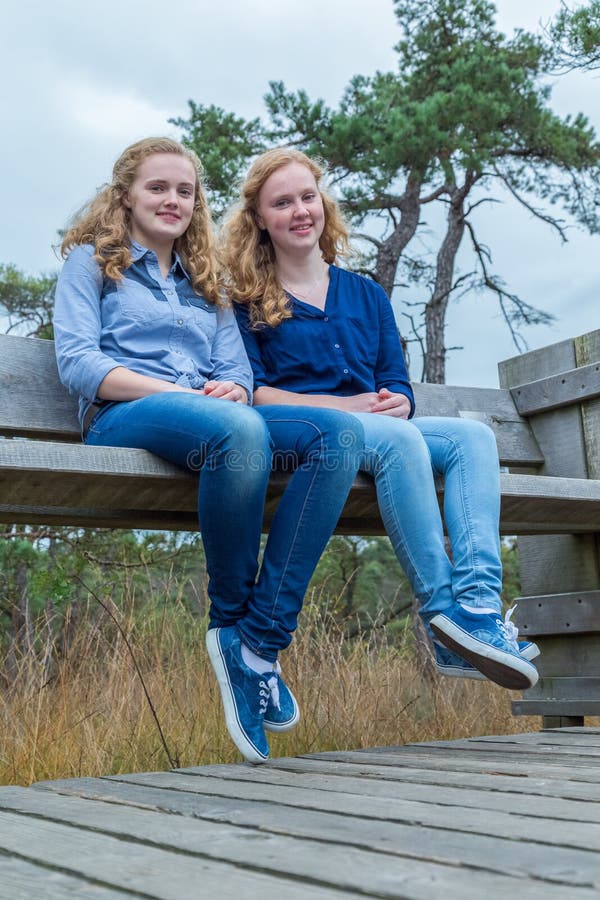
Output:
[53, 241, 253, 429]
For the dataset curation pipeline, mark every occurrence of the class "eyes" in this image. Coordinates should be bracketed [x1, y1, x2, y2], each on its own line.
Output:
[147, 182, 194, 198]
[274, 192, 318, 209]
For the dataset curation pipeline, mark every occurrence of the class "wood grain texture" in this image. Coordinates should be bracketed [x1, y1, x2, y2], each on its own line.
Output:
[511, 362, 600, 416]
[0, 729, 593, 897]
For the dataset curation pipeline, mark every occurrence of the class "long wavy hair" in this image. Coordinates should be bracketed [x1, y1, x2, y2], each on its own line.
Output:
[61, 137, 221, 303]
[220, 147, 351, 327]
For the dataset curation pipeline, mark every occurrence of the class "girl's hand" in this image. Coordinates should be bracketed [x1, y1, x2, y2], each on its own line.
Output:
[202, 380, 248, 404]
[372, 388, 411, 418]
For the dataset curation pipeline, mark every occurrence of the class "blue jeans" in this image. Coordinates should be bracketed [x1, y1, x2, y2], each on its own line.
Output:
[353, 414, 502, 625]
[86, 395, 362, 661]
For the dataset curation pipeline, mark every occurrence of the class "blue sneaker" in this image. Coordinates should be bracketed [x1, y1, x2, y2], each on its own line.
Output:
[206, 626, 272, 763]
[434, 639, 540, 679]
[429, 606, 539, 690]
[263, 662, 300, 733]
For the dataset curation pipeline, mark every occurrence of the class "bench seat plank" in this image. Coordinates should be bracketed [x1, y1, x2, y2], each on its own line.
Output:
[1, 439, 598, 534]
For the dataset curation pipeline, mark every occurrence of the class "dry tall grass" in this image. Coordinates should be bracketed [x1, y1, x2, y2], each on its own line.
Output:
[0, 590, 543, 786]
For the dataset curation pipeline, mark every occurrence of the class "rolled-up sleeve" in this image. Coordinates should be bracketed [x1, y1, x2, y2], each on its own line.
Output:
[53, 245, 121, 401]
[209, 304, 254, 398]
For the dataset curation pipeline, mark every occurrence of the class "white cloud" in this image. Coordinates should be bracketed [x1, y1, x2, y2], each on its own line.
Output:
[1, 0, 597, 386]
[57, 79, 172, 141]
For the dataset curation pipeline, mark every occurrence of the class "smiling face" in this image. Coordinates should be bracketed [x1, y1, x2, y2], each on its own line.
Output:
[124, 153, 196, 255]
[256, 161, 325, 261]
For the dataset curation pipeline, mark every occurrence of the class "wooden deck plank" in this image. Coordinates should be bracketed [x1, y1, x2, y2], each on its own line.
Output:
[29, 779, 600, 890]
[302, 749, 600, 781]
[0, 854, 128, 898]
[0, 807, 362, 900]
[4, 787, 596, 896]
[48, 769, 599, 851]
[170, 763, 600, 820]
[261, 756, 600, 801]
[0, 729, 596, 897]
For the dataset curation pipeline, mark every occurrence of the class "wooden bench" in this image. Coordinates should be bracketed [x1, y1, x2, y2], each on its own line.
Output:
[1, 329, 599, 725]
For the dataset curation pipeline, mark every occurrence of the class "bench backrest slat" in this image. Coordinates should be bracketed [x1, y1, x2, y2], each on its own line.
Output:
[0, 334, 544, 468]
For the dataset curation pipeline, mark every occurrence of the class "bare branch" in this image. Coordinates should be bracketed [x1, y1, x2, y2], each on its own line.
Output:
[464, 219, 555, 353]
[493, 169, 569, 242]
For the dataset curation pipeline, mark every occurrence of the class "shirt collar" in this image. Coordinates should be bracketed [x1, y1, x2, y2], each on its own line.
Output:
[129, 240, 190, 280]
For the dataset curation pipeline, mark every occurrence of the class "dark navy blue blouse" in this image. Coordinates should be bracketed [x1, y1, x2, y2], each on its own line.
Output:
[235, 265, 415, 415]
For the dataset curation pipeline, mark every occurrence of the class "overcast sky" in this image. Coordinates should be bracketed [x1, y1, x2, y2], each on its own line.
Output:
[2, 0, 598, 386]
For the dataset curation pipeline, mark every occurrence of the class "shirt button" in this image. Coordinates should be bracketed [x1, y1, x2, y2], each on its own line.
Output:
[177, 318, 184, 325]
[343, 369, 349, 375]
[166, 290, 174, 296]
[324, 316, 329, 322]
[334, 343, 340, 349]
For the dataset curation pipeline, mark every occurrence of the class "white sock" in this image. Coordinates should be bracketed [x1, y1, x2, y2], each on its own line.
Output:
[241, 642, 277, 674]
[460, 604, 501, 616]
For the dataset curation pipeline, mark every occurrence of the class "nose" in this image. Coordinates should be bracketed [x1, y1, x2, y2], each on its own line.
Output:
[292, 200, 309, 217]
[163, 188, 179, 207]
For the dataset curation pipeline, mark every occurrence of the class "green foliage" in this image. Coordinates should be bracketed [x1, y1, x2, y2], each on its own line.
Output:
[173, 0, 599, 381]
[0, 263, 57, 337]
[308, 536, 414, 637]
[169, 101, 267, 215]
[0, 527, 209, 655]
[550, 1, 600, 71]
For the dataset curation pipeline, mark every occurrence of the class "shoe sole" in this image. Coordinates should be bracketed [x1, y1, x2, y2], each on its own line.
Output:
[264, 697, 300, 733]
[205, 629, 269, 764]
[435, 642, 540, 680]
[430, 617, 539, 690]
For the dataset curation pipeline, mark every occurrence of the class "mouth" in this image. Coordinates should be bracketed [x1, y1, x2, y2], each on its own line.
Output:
[158, 212, 181, 223]
[290, 222, 312, 233]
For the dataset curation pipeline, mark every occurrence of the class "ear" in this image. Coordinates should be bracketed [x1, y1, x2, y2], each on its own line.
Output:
[122, 192, 132, 210]
[255, 211, 265, 230]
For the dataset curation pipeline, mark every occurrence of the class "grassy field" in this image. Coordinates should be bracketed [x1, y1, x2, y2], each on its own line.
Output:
[0, 596, 544, 786]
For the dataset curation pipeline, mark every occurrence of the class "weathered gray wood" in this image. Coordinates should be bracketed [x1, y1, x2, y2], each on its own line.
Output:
[0, 729, 588, 896]
[84, 770, 600, 851]
[0, 855, 128, 898]
[543, 716, 585, 728]
[521, 678, 600, 701]
[514, 590, 600, 635]
[303, 748, 600, 781]
[165, 764, 600, 822]
[576, 330, 600, 481]
[0, 335, 80, 440]
[499, 329, 600, 722]
[262, 755, 600, 799]
[510, 362, 600, 416]
[513, 699, 600, 716]
[0, 808, 360, 900]
[409, 735, 600, 758]
[4, 786, 596, 897]
[1, 440, 599, 533]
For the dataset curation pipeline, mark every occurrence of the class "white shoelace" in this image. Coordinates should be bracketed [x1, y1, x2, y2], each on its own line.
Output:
[499, 605, 519, 647]
[266, 673, 280, 710]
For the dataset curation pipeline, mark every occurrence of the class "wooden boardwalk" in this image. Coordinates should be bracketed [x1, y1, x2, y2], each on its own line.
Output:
[0, 728, 598, 898]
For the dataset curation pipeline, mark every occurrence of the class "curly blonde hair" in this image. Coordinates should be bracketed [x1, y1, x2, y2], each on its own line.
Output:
[220, 147, 350, 327]
[61, 137, 221, 303]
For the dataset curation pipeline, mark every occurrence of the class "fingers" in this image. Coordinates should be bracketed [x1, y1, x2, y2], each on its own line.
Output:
[203, 381, 248, 404]
[373, 389, 411, 418]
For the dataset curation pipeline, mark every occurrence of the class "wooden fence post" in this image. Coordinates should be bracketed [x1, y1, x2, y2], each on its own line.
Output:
[498, 328, 600, 726]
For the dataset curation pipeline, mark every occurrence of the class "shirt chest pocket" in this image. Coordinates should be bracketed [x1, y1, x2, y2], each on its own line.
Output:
[182, 296, 218, 346]
[116, 281, 171, 323]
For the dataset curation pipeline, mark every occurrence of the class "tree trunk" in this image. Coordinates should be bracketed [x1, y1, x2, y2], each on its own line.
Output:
[424, 180, 470, 383]
[374, 172, 422, 297]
